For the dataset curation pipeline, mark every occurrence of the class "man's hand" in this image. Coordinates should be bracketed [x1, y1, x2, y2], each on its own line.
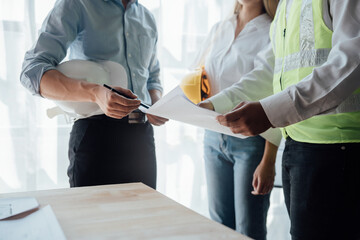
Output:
[147, 89, 169, 126]
[216, 101, 272, 136]
[197, 100, 215, 111]
[147, 114, 168, 126]
[94, 85, 141, 119]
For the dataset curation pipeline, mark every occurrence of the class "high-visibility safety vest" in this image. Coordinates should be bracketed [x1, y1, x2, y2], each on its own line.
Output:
[270, 0, 360, 143]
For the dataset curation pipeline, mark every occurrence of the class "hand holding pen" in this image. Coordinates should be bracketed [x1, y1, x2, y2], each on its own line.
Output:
[103, 84, 150, 109]
[94, 84, 141, 119]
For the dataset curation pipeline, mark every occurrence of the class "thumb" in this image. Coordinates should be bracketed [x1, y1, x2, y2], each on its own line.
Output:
[113, 87, 138, 99]
[252, 175, 258, 190]
[197, 100, 214, 111]
[219, 105, 246, 123]
[233, 101, 247, 110]
[251, 177, 259, 195]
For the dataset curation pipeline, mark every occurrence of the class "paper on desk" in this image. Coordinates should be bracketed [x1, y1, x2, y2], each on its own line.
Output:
[0, 205, 66, 240]
[0, 197, 39, 220]
[144, 86, 280, 145]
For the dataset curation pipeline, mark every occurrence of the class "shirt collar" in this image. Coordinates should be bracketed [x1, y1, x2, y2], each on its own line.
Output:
[103, 0, 138, 6]
[230, 13, 271, 30]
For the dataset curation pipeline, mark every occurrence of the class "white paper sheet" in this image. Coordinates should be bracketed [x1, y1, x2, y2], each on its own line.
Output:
[0, 197, 39, 220]
[0, 205, 66, 240]
[144, 86, 280, 145]
[144, 86, 246, 137]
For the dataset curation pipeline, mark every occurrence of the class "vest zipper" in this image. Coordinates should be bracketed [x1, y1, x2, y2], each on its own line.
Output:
[280, 0, 288, 92]
[280, 27, 286, 91]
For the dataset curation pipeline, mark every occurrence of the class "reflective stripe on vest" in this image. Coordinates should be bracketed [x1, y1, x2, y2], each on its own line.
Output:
[270, 0, 360, 143]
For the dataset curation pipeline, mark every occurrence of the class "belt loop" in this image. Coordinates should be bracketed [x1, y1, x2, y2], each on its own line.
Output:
[128, 110, 147, 124]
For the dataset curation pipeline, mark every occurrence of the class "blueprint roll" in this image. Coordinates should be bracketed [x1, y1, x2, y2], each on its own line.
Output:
[47, 60, 128, 120]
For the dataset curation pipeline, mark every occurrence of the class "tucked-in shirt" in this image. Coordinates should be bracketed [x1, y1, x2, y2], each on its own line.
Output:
[197, 14, 282, 146]
[208, 0, 360, 128]
[20, 0, 162, 105]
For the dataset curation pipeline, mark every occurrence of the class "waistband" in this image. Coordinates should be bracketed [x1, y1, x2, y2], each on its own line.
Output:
[285, 137, 360, 147]
[86, 114, 128, 122]
[82, 111, 147, 124]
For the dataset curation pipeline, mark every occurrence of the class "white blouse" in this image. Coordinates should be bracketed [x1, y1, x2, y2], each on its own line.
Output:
[204, 14, 272, 97]
[197, 13, 282, 146]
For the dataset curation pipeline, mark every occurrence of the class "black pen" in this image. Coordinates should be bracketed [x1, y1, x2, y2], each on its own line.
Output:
[103, 84, 150, 109]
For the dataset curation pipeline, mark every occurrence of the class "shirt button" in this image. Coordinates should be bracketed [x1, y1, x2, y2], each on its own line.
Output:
[128, 53, 132, 58]
[132, 73, 136, 77]
[126, 32, 129, 37]
[341, 146, 346, 150]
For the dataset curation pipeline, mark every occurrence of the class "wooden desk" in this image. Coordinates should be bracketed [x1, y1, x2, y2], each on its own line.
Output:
[0, 183, 250, 239]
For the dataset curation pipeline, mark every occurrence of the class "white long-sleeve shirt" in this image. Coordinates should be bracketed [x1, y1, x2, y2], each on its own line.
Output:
[209, 0, 360, 128]
[204, 14, 271, 97]
[199, 13, 282, 145]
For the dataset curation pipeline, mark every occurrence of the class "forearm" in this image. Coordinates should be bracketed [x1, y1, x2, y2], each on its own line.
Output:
[41, 69, 142, 119]
[261, 140, 278, 164]
[148, 89, 162, 104]
[40, 69, 100, 102]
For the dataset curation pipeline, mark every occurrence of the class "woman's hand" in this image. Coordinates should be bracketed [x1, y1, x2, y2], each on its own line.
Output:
[94, 85, 141, 119]
[197, 100, 215, 111]
[251, 141, 277, 195]
[251, 159, 275, 195]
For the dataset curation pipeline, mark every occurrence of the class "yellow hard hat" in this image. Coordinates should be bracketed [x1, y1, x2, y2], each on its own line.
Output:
[180, 67, 211, 104]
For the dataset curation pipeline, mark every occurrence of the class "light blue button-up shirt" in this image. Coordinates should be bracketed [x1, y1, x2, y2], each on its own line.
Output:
[20, 0, 162, 104]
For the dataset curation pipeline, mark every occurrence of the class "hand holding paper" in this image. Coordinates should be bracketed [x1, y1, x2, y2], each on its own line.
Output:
[143, 86, 279, 146]
[217, 101, 273, 136]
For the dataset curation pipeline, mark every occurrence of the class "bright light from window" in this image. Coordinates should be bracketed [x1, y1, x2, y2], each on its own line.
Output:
[0, 0, 24, 21]
[35, 0, 56, 24]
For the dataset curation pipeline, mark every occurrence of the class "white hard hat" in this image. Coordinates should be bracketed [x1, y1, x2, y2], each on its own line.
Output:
[47, 60, 128, 120]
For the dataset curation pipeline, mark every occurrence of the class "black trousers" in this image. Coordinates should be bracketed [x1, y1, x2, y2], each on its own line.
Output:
[282, 138, 360, 240]
[68, 114, 156, 189]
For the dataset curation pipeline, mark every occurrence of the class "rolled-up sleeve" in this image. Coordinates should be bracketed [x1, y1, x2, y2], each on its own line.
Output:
[20, 0, 80, 96]
[146, 33, 162, 93]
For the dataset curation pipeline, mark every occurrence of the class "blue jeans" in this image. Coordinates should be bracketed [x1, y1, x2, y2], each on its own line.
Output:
[282, 138, 360, 240]
[204, 130, 270, 240]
